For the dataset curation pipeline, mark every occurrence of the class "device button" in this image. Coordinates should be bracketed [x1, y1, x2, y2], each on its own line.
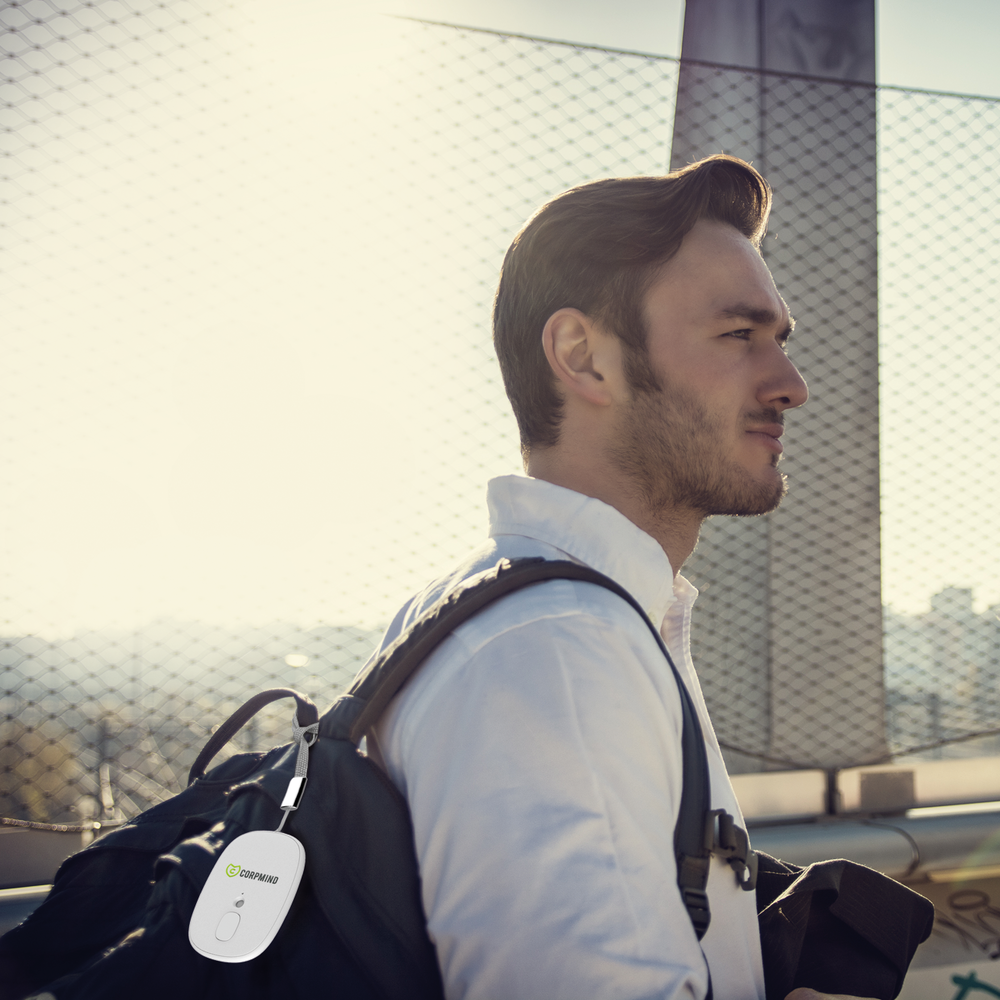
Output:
[215, 911, 241, 941]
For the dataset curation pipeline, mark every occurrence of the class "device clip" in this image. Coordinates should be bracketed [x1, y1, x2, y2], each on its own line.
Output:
[275, 714, 319, 832]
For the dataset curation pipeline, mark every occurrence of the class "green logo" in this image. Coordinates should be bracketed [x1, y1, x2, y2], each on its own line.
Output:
[225, 863, 241, 878]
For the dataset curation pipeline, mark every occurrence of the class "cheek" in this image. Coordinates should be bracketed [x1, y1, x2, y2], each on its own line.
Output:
[651, 347, 753, 420]
[692, 371, 750, 421]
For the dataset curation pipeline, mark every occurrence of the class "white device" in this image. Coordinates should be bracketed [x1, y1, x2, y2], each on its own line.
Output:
[188, 829, 306, 962]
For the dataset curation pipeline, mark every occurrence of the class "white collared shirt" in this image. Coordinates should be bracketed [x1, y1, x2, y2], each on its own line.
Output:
[369, 476, 764, 1000]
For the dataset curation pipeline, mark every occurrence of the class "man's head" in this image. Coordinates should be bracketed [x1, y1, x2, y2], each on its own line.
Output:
[492, 155, 808, 547]
[606, 217, 805, 520]
[493, 154, 772, 456]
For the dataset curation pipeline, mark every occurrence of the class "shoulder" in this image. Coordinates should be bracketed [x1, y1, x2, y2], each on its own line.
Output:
[409, 568, 668, 698]
[377, 571, 684, 769]
[457, 573, 658, 656]
[376, 543, 662, 665]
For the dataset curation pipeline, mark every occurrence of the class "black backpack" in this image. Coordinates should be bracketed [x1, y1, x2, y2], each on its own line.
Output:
[0, 557, 753, 1000]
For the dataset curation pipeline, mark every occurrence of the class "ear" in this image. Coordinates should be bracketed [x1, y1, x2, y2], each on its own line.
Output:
[541, 308, 617, 407]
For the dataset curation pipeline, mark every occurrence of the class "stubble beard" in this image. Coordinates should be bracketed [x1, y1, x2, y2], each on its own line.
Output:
[609, 382, 788, 520]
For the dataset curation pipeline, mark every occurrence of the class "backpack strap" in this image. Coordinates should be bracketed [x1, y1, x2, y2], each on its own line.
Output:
[347, 556, 741, 940]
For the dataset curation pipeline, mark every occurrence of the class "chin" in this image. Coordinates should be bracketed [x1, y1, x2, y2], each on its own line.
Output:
[709, 470, 788, 518]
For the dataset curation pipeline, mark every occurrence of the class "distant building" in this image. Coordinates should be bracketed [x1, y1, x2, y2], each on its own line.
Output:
[884, 589, 1000, 757]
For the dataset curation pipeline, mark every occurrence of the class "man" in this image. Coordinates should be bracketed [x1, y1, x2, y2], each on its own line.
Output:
[367, 155, 807, 999]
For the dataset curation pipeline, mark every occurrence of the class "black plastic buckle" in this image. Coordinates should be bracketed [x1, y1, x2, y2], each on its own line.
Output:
[704, 809, 758, 892]
[731, 845, 758, 891]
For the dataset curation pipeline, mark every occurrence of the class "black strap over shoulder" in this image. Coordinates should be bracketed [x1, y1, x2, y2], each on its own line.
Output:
[346, 556, 722, 939]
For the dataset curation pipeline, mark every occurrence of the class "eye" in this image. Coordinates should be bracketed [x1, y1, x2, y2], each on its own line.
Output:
[723, 328, 753, 341]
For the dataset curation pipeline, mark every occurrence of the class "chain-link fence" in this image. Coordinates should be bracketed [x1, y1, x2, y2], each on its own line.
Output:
[2, 3, 999, 824]
[878, 84, 1000, 763]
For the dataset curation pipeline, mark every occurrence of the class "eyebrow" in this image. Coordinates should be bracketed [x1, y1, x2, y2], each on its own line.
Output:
[717, 305, 795, 340]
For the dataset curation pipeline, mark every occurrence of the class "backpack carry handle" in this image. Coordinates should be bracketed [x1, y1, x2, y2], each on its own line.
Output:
[188, 688, 319, 786]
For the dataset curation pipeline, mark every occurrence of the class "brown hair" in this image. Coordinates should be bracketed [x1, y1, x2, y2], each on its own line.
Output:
[492, 154, 771, 455]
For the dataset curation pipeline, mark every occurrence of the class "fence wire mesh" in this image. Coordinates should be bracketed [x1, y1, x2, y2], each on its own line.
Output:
[2, 3, 999, 823]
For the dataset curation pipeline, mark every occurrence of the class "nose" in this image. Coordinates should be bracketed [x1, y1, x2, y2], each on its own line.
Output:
[759, 352, 809, 411]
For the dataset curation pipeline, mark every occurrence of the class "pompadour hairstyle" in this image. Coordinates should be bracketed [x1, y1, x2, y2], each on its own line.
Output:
[492, 154, 771, 456]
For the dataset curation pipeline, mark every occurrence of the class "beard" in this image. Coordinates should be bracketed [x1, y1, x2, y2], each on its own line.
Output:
[609, 382, 788, 519]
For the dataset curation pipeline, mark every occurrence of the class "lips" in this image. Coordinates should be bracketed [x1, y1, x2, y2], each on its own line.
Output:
[745, 424, 784, 453]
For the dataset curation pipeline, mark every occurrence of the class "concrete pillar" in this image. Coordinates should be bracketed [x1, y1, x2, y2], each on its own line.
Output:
[672, 0, 887, 770]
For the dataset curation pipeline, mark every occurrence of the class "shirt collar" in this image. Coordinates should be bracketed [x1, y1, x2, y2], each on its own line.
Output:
[487, 475, 693, 627]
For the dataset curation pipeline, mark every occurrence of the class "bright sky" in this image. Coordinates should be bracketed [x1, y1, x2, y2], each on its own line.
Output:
[2, 0, 999, 636]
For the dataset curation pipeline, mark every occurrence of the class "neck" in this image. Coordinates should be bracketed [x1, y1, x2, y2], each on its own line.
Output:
[526, 449, 703, 576]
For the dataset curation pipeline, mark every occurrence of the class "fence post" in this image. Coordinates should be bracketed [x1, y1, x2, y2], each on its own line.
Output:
[671, 0, 887, 769]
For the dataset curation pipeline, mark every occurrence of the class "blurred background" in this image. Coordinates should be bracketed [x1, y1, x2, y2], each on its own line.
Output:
[2, 0, 1000, 828]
